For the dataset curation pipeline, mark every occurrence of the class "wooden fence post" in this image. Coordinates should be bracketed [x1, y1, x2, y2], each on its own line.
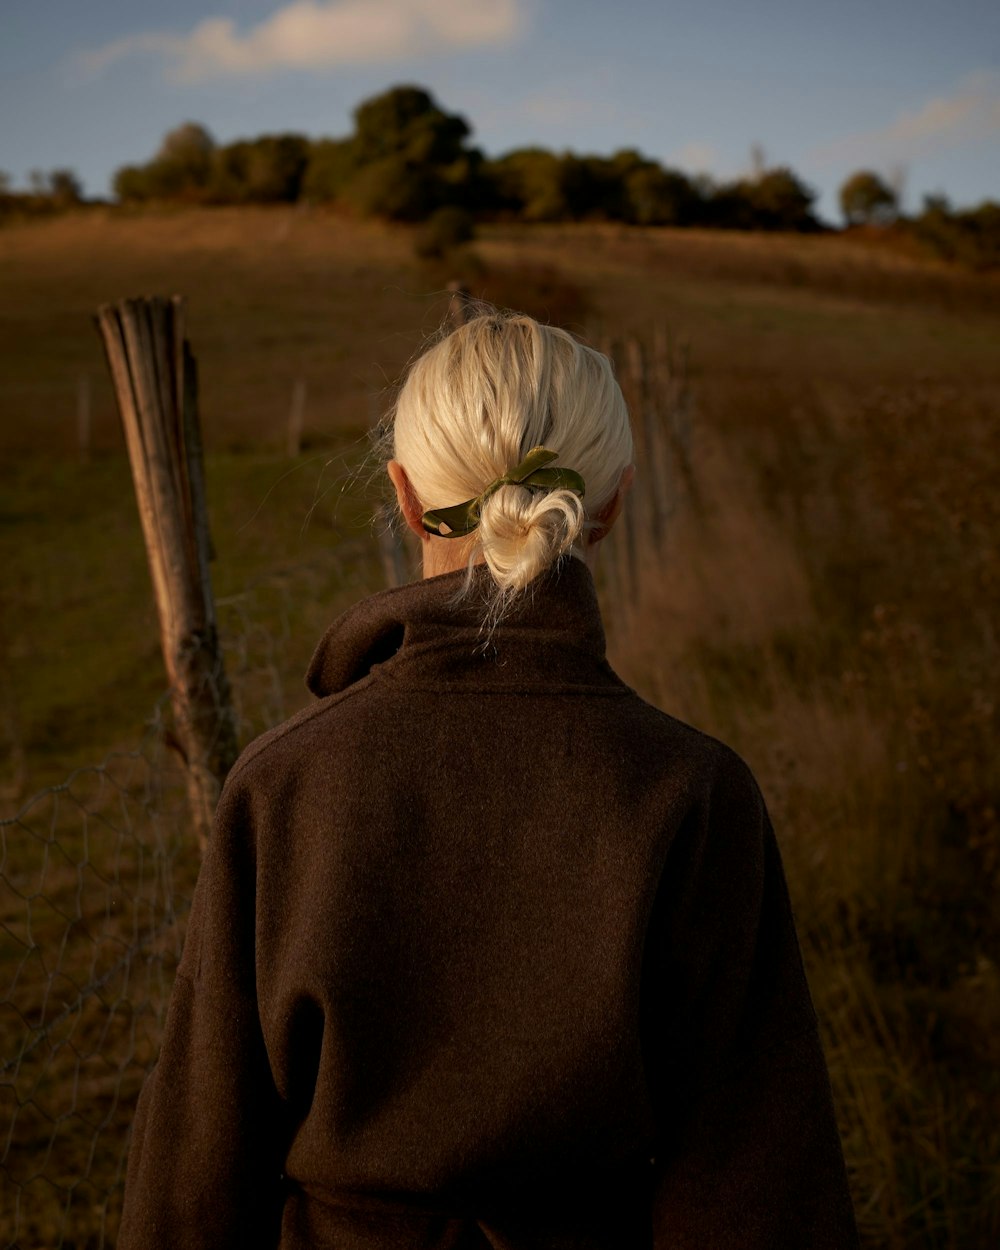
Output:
[368, 393, 413, 590]
[287, 377, 306, 458]
[375, 496, 410, 589]
[446, 281, 472, 330]
[596, 329, 697, 630]
[651, 322, 699, 509]
[95, 295, 238, 854]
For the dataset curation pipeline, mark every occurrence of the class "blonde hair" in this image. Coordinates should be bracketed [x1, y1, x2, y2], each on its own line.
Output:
[389, 309, 633, 622]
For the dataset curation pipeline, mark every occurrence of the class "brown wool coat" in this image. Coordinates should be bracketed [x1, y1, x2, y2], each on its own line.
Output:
[118, 555, 861, 1250]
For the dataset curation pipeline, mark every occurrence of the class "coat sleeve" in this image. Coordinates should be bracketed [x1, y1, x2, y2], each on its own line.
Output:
[642, 748, 861, 1250]
[117, 771, 288, 1250]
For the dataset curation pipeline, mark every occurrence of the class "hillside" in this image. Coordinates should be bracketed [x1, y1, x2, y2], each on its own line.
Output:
[1, 206, 998, 1247]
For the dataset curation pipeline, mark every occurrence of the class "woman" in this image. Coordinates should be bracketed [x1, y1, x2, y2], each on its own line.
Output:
[118, 313, 861, 1249]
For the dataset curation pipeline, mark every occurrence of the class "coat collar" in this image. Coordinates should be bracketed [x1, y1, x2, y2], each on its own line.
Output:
[306, 553, 620, 697]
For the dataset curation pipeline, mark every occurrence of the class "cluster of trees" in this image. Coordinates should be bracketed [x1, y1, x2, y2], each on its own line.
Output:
[838, 170, 1000, 270]
[109, 86, 822, 233]
[0, 167, 83, 215]
[5, 85, 998, 268]
[909, 194, 1000, 272]
[839, 170, 900, 226]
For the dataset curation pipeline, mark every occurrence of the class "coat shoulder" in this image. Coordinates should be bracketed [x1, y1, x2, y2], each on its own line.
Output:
[221, 678, 376, 798]
[621, 686, 763, 795]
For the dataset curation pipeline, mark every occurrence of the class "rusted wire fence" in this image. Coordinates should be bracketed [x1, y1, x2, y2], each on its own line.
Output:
[0, 322, 694, 1249]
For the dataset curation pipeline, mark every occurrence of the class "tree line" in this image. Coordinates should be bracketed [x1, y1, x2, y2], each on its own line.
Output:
[108, 86, 821, 233]
[2, 84, 997, 267]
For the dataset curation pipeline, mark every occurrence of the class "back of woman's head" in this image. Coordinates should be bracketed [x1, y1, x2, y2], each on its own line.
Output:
[391, 310, 633, 608]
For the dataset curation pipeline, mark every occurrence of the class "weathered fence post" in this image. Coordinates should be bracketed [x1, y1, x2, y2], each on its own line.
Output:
[287, 376, 306, 458]
[368, 395, 412, 590]
[95, 295, 238, 854]
[376, 496, 410, 588]
[447, 280, 473, 330]
[651, 321, 699, 508]
[595, 327, 697, 630]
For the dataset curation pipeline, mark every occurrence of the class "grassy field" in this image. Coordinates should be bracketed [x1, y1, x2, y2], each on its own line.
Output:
[1, 206, 998, 1247]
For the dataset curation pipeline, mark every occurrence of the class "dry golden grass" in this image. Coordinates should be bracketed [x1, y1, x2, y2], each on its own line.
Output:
[605, 372, 998, 1246]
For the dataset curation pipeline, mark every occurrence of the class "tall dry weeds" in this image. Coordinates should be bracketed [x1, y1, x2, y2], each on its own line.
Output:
[605, 379, 999, 1248]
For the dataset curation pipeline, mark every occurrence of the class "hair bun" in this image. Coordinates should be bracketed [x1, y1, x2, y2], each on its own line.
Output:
[477, 484, 585, 591]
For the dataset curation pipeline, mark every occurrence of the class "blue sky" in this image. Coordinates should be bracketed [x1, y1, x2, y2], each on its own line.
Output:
[2, 0, 999, 224]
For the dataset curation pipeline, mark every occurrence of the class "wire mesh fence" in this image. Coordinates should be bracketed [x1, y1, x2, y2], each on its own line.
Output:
[1, 703, 192, 1249]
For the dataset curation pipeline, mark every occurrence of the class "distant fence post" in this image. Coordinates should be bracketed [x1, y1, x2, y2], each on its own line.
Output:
[597, 326, 696, 627]
[375, 493, 410, 589]
[95, 296, 238, 854]
[368, 394, 412, 590]
[447, 280, 472, 330]
[287, 377, 306, 458]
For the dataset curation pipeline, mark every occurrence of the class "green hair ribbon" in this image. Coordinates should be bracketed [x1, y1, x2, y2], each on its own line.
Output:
[421, 445, 586, 538]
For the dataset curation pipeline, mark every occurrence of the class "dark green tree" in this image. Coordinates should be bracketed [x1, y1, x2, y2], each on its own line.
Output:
[623, 164, 699, 226]
[709, 166, 818, 231]
[352, 85, 470, 167]
[913, 194, 1000, 271]
[113, 164, 152, 203]
[209, 134, 310, 202]
[48, 169, 83, 205]
[301, 139, 357, 203]
[746, 167, 818, 230]
[23, 168, 84, 204]
[112, 122, 216, 201]
[839, 170, 898, 226]
[342, 85, 482, 219]
[485, 149, 570, 221]
[341, 156, 440, 221]
[154, 122, 215, 197]
[558, 155, 620, 219]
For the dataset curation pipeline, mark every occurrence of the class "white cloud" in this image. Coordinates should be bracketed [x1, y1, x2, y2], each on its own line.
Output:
[80, 0, 527, 82]
[813, 70, 1000, 166]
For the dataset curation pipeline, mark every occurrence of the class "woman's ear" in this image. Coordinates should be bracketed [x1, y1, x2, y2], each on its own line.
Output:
[387, 460, 429, 541]
[586, 463, 636, 546]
